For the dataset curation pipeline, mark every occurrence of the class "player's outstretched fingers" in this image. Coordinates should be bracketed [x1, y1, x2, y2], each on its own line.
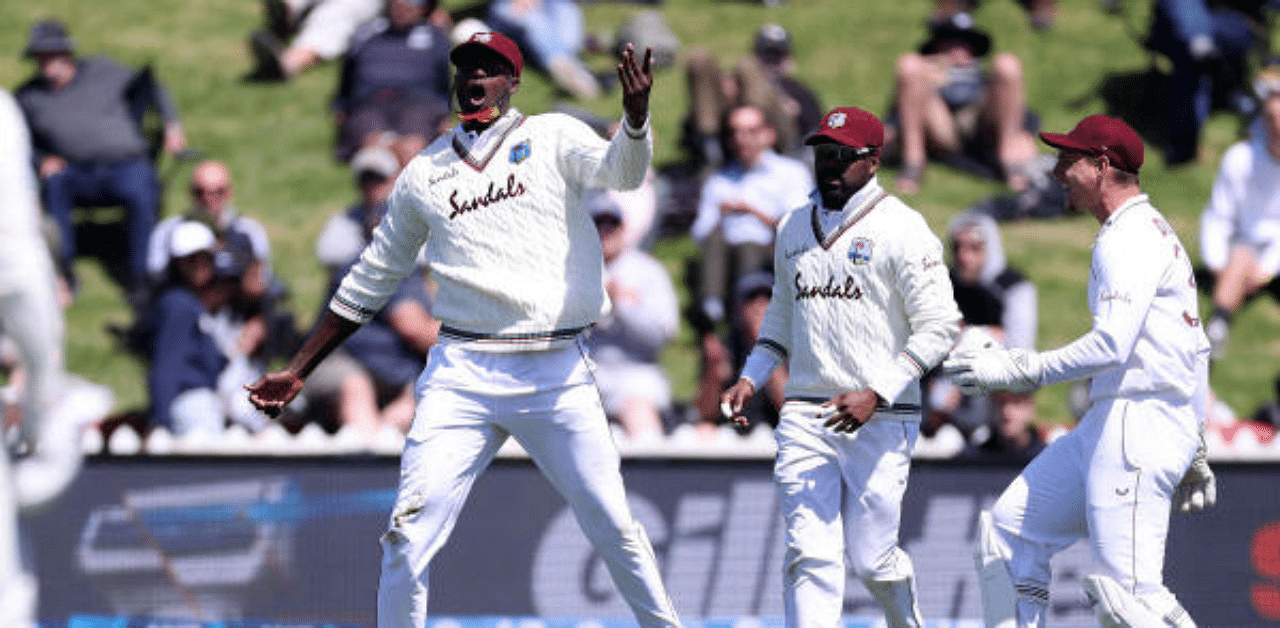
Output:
[617, 44, 654, 102]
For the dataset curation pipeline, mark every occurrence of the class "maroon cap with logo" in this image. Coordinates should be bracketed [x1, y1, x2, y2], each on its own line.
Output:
[1039, 114, 1144, 174]
[450, 31, 523, 78]
[804, 107, 885, 149]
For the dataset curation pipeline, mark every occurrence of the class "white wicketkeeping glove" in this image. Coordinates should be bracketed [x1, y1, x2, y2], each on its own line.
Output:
[1173, 444, 1216, 514]
[941, 348, 1042, 395]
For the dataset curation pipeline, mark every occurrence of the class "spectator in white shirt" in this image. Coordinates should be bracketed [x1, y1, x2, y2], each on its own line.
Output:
[1199, 65, 1280, 360]
[689, 103, 811, 326]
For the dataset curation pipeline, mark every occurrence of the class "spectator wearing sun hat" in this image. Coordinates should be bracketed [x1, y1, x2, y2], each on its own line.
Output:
[885, 12, 1040, 196]
[15, 18, 188, 300]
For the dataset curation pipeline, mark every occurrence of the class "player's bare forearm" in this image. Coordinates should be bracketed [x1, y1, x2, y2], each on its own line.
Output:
[246, 310, 361, 416]
[617, 44, 653, 131]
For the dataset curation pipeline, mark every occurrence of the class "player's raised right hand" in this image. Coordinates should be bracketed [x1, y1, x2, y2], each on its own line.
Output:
[246, 371, 305, 418]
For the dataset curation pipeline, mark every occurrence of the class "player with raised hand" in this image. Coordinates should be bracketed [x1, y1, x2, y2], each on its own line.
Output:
[721, 106, 961, 628]
[248, 33, 682, 628]
[943, 115, 1214, 628]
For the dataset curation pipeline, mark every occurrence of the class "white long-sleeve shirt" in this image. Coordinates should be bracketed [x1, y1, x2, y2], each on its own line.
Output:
[690, 150, 813, 245]
[1039, 195, 1210, 407]
[331, 108, 652, 351]
[741, 176, 961, 410]
[1198, 134, 1280, 273]
[589, 248, 679, 366]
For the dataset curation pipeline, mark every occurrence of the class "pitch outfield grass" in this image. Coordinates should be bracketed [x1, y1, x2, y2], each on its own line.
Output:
[2, 0, 1277, 428]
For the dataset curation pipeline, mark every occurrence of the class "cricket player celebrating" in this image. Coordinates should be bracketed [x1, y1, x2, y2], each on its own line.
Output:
[248, 33, 683, 628]
[722, 106, 961, 628]
[943, 115, 1215, 628]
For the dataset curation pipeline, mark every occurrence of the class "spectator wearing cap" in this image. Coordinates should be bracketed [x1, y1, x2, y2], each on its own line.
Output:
[751, 23, 825, 160]
[720, 106, 960, 628]
[485, 0, 601, 100]
[692, 269, 787, 437]
[331, 0, 453, 165]
[885, 12, 1039, 195]
[1197, 65, 1280, 360]
[683, 23, 822, 169]
[139, 221, 234, 434]
[688, 103, 812, 333]
[1147, 0, 1275, 166]
[583, 190, 679, 441]
[304, 145, 437, 438]
[15, 19, 188, 300]
[315, 145, 403, 270]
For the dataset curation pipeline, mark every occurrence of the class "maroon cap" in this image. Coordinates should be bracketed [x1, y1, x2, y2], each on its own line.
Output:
[1039, 114, 1144, 174]
[804, 107, 884, 149]
[450, 31, 523, 78]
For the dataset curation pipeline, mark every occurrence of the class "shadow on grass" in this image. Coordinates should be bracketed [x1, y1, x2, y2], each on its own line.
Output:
[1067, 65, 1169, 150]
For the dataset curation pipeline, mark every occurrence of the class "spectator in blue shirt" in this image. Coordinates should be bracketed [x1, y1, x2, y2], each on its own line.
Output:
[1148, 0, 1278, 165]
[141, 221, 235, 434]
[333, 0, 452, 164]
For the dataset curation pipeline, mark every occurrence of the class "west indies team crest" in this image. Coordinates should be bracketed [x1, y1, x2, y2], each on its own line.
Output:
[849, 237, 873, 265]
[510, 140, 531, 164]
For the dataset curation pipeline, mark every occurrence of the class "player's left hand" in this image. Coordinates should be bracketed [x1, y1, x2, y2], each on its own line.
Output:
[820, 389, 880, 434]
[942, 348, 1041, 395]
[617, 43, 653, 131]
[1173, 447, 1217, 514]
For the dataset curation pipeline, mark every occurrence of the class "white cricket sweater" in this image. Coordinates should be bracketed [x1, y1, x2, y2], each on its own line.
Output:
[331, 108, 652, 351]
[743, 176, 961, 411]
[1038, 195, 1210, 407]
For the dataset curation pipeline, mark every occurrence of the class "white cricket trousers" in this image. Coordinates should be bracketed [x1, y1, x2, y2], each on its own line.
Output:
[773, 401, 920, 628]
[376, 350, 681, 628]
[0, 273, 65, 628]
[987, 394, 1199, 627]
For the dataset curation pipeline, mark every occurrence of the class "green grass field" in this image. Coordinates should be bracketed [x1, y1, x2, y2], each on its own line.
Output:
[3, 0, 1278, 428]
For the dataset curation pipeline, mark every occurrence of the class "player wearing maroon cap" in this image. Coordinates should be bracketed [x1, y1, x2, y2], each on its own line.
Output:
[248, 32, 684, 628]
[722, 106, 961, 628]
[944, 114, 1214, 627]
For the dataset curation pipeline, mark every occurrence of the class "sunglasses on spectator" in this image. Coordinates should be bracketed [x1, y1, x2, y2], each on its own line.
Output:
[813, 144, 876, 162]
[593, 215, 622, 231]
[191, 185, 230, 196]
